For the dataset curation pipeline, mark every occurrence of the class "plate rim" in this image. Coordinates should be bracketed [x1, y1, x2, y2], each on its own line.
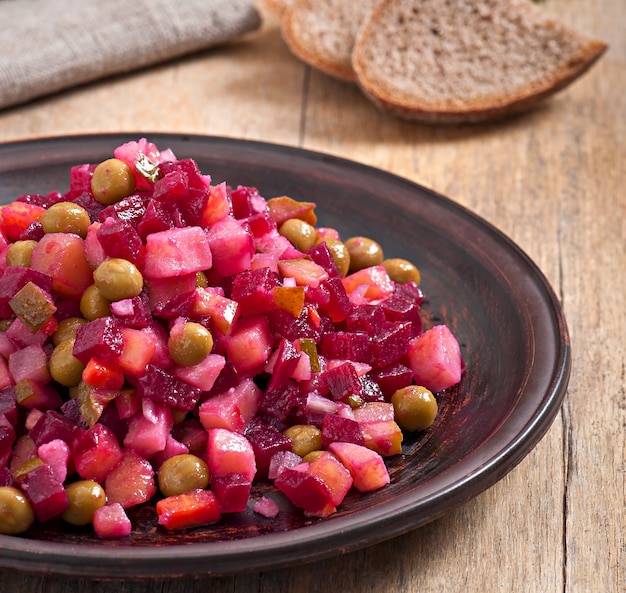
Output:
[0, 133, 571, 578]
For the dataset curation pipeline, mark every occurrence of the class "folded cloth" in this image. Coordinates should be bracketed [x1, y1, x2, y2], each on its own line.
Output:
[0, 0, 261, 110]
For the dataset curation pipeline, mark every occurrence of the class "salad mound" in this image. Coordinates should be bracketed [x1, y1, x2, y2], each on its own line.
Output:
[0, 138, 462, 536]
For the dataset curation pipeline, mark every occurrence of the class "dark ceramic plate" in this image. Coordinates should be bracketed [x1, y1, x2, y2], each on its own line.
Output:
[0, 134, 570, 579]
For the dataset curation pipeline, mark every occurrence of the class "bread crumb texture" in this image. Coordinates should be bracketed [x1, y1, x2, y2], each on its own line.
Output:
[353, 0, 607, 121]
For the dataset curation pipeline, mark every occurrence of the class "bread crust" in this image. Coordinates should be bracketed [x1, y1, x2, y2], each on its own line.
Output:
[281, 0, 380, 82]
[352, 0, 607, 124]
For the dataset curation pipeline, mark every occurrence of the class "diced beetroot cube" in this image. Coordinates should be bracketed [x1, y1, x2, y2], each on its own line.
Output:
[258, 380, 303, 425]
[211, 473, 251, 513]
[0, 266, 53, 317]
[394, 280, 425, 305]
[70, 190, 105, 222]
[18, 462, 69, 522]
[244, 418, 292, 479]
[246, 211, 276, 241]
[358, 373, 386, 402]
[345, 304, 386, 334]
[0, 387, 18, 425]
[171, 419, 208, 460]
[0, 467, 15, 487]
[0, 332, 15, 358]
[206, 217, 254, 277]
[97, 193, 148, 227]
[323, 362, 362, 401]
[380, 293, 422, 336]
[407, 325, 463, 392]
[73, 317, 124, 365]
[267, 449, 302, 480]
[266, 339, 301, 391]
[319, 331, 372, 363]
[370, 321, 412, 368]
[0, 415, 16, 469]
[368, 362, 414, 400]
[274, 464, 335, 517]
[69, 163, 97, 193]
[143, 226, 213, 280]
[0, 359, 11, 391]
[321, 413, 365, 448]
[145, 274, 196, 319]
[206, 428, 256, 482]
[156, 489, 221, 531]
[137, 365, 202, 412]
[152, 166, 190, 202]
[72, 423, 123, 482]
[328, 442, 390, 492]
[29, 410, 80, 447]
[123, 400, 173, 459]
[221, 315, 273, 374]
[5, 317, 48, 348]
[320, 276, 351, 322]
[307, 241, 340, 277]
[230, 185, 266, 219]
[96, 217, 144, 265]
[136, 199, 176, 239]
[110, 293, 152, 328]
[105, 450, 156, 508]
[252, 496, 280, 518]
[93, 502, 132, 538]
[230, 267, 281, 316]
[199, 376, 261, 432]
[266, 307, 323, 343]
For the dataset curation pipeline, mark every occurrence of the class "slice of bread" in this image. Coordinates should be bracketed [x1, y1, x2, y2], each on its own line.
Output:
[280, 0, 380, 82]
[261, 0, 293, 18]
[352, 0, 608, 124]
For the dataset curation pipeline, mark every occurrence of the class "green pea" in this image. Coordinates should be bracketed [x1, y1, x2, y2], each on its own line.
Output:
[0, 486, 35, 535]
[49, 339, 85, 387]
[5, 240, 38, 267]
[62, 480, 106, 526]
[93, 258, 143, 302]
[279, 218, 319, 252]
[158, 454, 210, 497]
[39, 202, 91, 238]
[344, 236, 384, 273]
[91, 158, 136, 205]
[382, 258, 421, 285]
[167, 322, 213, 367]
[391, 385, 438, 431]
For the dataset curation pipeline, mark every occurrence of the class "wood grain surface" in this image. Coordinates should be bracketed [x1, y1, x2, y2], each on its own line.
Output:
[0, 0, 623, 591]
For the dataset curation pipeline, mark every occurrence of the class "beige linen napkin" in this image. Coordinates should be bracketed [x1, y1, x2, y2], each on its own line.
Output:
[0, 0, 261, 110]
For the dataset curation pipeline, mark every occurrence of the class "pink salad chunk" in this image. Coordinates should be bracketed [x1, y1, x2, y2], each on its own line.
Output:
[0, 138, 463, 536]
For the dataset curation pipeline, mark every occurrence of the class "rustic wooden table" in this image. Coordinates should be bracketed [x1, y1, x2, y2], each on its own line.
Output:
[0, 1, 623, 591]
